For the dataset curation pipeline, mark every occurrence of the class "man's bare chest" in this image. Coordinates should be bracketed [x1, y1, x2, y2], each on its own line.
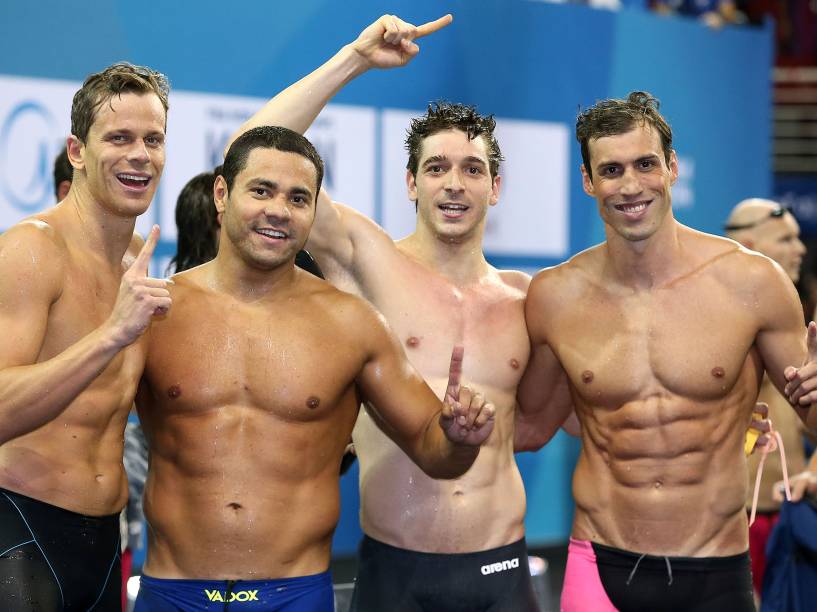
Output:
[144, 300, 364, 421]
[374, 287, 529, 394]
[549, 288, 759, 405]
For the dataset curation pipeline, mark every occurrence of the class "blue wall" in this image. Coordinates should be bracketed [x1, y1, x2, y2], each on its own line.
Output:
[1, 1, 772, 554]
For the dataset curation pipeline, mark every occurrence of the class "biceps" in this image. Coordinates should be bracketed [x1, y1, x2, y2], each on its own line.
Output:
[756, 325, 807, 392]
[357, 333, 438, 442]
[0, 301, 51, 370]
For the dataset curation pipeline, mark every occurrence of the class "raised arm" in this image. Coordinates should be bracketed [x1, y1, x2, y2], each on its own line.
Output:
[0, 224, 171, 443]
[224, 14, 453, 152]
[355, 303, 494, 479]
[223, 15, 452, 284]
[515, 272, 576, 452]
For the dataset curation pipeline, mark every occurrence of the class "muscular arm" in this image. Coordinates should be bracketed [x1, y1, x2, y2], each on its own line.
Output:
[354, 302, 490, 479]
[515, 272, 575, 452]
[751, 256, 817, 431]
[0, 223, 171, 444]
[0, 223, 124, 443]
[223, 15, 452, 281]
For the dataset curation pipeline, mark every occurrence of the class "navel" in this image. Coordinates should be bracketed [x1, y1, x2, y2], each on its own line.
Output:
[581, 370, 594, 384]
[711, 367, 725, 379]
[167, 384, 182, 399]
[306, 396, 321, 410]
[227, 502, 243, 511]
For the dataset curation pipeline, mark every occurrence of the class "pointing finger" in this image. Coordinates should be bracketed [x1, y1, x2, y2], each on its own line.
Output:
[415, 14, 453, 39]
[446, 345, 464, 402]
[132, 225, 160, 276]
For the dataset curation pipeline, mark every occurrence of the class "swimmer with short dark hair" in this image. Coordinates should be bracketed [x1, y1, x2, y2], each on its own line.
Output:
[133, 125, 494, 611]
[518, 92, 817, 611]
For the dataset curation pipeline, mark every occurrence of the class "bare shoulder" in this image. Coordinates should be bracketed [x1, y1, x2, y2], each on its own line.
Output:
[688, 228, 787, 290]
[0, 217, 67, 286]
[304, 271, 384, 320]
[302, 272, 392, 345]
[529, 244, 603, 303]
[497, 268, 531, 293]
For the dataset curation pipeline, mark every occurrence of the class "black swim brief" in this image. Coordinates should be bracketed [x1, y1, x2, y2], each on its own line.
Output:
[0, 487, 121, 611]
[561, 537, 755, 612]
[350, 535, 538, 612]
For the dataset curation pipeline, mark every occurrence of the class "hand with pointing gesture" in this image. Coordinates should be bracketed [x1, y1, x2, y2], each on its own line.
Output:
[784, 321, 817, 407]
[439, 346, 495, 446]
[351, 14, 453, 70]
[106, 225, 172, 348]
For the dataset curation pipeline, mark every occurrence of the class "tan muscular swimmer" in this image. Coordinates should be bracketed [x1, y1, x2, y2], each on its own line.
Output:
[0, 64, 170, 610]
[226, 14, 550, 611]
[133, 126, 494, 610]
[517, 92, 817, 612]
[725, 198, 817, 597]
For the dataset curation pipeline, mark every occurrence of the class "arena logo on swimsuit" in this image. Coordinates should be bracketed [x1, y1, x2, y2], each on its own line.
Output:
[203, 588, 259, 602]
[480, 557, 520, 575]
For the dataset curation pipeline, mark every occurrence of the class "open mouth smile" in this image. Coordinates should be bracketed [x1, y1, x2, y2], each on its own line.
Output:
[614, 200, 651, 215]
[116, 173, 151, 191]
[438, 203, 469, 218]
[254, 228, 289, 241]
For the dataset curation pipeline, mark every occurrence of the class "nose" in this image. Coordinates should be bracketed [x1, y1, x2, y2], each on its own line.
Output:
[619, 167, 643, 197]
[127, 139, 150, 165]
[445, 168, 464, 193]
[796, 238, 807, 256]
[264, 195, 291, 221]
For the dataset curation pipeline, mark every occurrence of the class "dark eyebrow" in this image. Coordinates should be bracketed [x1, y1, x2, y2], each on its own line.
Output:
[422, 155, 448, 167]
[247, 179, 313, 199]
[289, 186, 314, 199]
[595, 154, 660, 172]
[249, 179, 278, 190]
[462, 156, 487, 166]
[635, 154, 660, 164]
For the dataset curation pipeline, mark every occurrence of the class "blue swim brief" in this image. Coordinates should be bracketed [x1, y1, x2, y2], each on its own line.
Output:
[134, 571, 333, 611]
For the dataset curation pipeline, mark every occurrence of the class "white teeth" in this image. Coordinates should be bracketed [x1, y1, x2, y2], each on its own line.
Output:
[440, 204, 467, 211]
[118, 174, 149, 182]
[256, 229, 286, 238]
[619, 203, 646, 213]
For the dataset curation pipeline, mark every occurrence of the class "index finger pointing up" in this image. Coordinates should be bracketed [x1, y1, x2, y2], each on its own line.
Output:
[415, 14, 453, 39]
[446, 345, 464, 402]
[807, 321, 817, 363]
[133, 225, 160, 276]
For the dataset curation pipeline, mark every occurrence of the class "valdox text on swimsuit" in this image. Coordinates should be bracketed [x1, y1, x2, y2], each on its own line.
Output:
[204, 589, 259, 602]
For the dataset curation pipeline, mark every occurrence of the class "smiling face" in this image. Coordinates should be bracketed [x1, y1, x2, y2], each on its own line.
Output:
[215, 146, 317, 271]
[68, 91, 166, 218]
[582, 123, 678, 243]
[407, 128, 500, 242]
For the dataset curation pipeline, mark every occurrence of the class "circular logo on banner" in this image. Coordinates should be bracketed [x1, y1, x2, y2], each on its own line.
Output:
[0, 101, 61, 212]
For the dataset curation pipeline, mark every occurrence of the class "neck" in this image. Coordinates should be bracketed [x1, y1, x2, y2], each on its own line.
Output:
[209, 241, 297, 301]
[62, 182, 137, 265]
[401, 221, 491, 283]
[604, 216, 684, 289]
